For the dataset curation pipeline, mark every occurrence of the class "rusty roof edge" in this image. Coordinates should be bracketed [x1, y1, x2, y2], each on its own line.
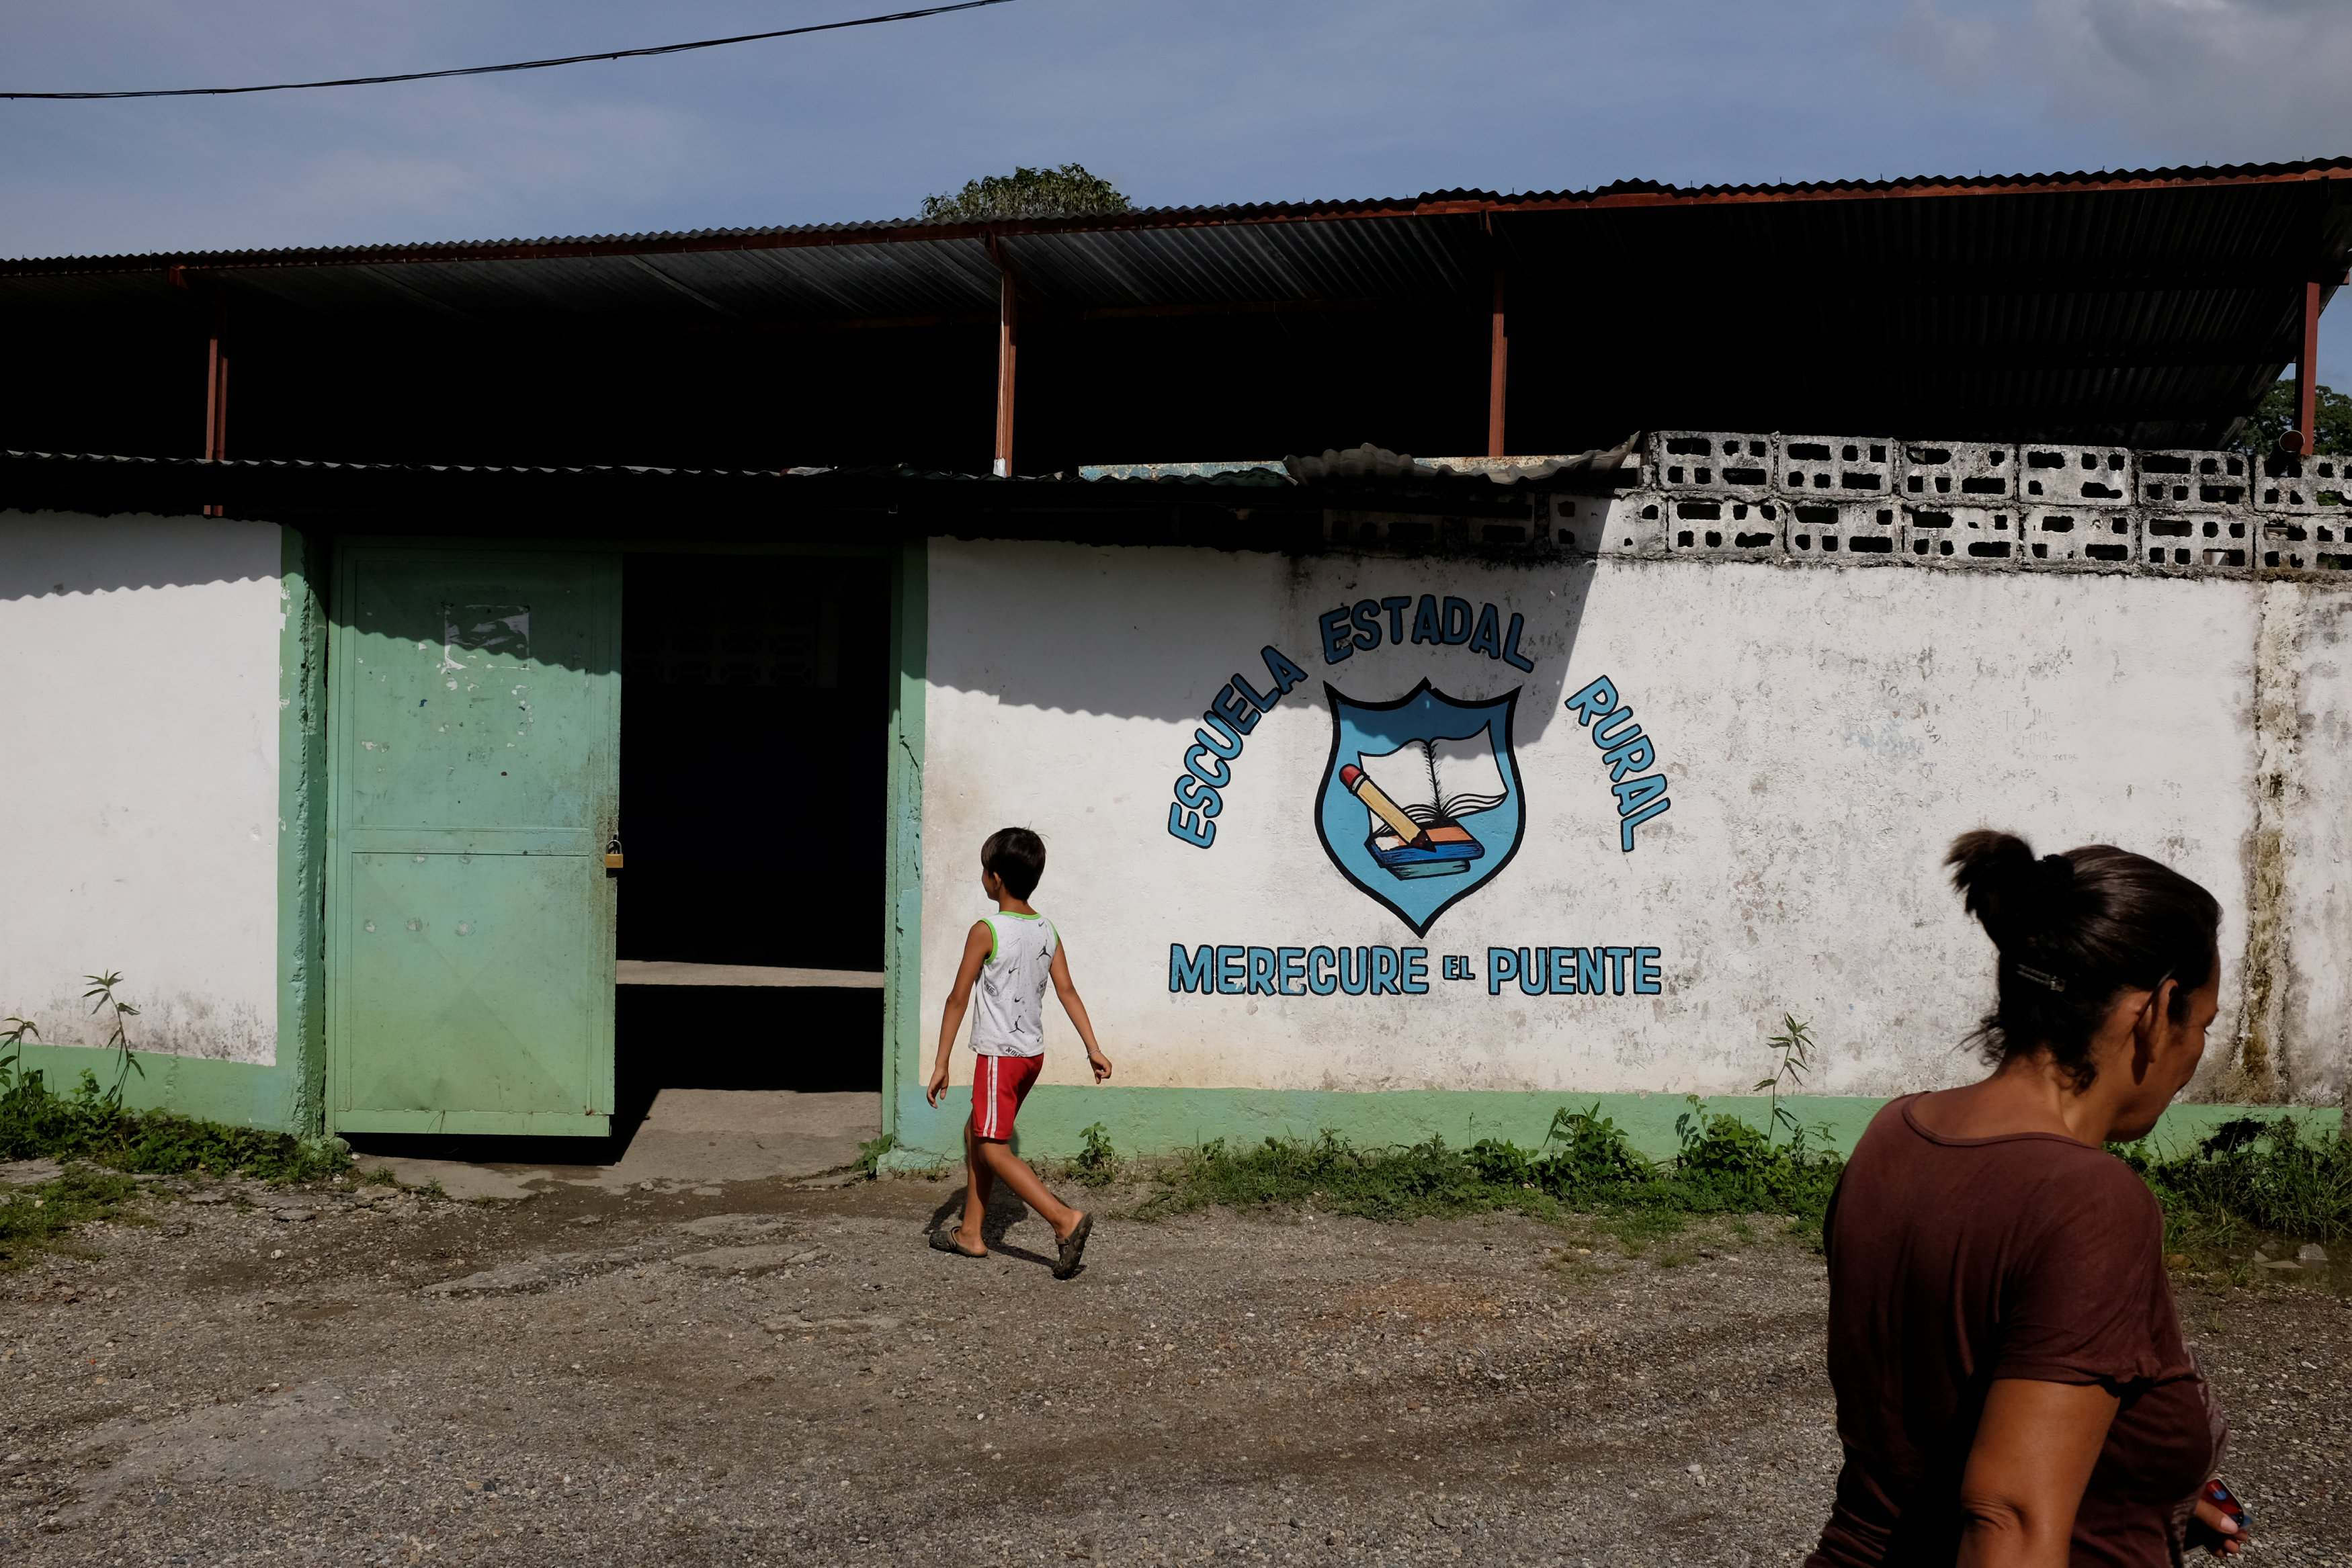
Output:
[8, 158, 2351, 282]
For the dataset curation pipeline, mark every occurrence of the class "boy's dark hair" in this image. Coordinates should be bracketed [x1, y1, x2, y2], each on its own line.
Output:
[982, 827, 1047, 899]
[1945, 829, 2220, 1090]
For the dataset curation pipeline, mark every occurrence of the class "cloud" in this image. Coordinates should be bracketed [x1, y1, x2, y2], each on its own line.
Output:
[1888, 0, 2352, 159]
[2040, 0, 2352, 155]
[1881, 1, 2002, 96]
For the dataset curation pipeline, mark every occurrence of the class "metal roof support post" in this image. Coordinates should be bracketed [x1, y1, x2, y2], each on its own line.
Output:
[203, 291, 228, 516]
[2281, 276, 2323, 457]
[992, 241, 1019, 479]
[1486, 256, 1507, 459]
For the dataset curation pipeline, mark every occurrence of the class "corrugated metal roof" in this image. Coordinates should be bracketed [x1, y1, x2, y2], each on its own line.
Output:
[0, 448, 781, 479]
[5, 161, 2341, 336]
[3, 158, 2345, 318]
[0, 447, 1576, 494]
[7, 157, 2351, 449]
[9, 157, 2351, 273]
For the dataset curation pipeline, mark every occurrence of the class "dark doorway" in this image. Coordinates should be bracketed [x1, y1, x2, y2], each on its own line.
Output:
[616, 551, 892, 1098]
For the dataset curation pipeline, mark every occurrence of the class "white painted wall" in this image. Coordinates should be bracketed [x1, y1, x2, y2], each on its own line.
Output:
[919, 539, 2319, 1102]
[0, 512, 284, 1064]
[2273, 581, 2352, 1106]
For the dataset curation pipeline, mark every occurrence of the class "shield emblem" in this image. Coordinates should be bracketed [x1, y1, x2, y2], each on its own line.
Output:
[1315, 679, 1525, 936]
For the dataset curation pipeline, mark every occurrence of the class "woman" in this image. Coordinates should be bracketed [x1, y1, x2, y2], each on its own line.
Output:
[1807, 831, 2243, 1568]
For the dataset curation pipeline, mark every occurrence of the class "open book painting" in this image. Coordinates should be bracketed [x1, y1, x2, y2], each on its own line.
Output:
[1351, 725, 1509, 879]
[1318, 680, 1526, 936]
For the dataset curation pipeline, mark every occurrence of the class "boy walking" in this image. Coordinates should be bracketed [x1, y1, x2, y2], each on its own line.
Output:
[926, 826, 1112, 1278]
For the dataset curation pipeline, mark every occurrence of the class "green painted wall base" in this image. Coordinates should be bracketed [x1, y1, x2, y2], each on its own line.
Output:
[11, 1045, 307, 1135]
[880, 1084, 2344, 1173]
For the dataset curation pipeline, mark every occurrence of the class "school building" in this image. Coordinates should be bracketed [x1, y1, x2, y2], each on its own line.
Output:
[3, 159, 2349, 1164]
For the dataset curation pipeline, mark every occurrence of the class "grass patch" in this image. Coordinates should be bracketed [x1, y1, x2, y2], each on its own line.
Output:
[1138, 1098, 2352, 1276]
[0, 1003, 351, 1266]
[3, 1016, 348, 1184]
[1136, 1101, 1847, 1243]
[0, 1165, 143, 1271]
[2119, 1115, 2352, 1278]
[1, 1069, 347, 1183]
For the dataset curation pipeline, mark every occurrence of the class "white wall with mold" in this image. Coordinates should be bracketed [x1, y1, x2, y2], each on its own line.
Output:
[0, 511, 284, 1065]
[2265, 581, 2352, 1106]
[915, 537, 2347, 1104]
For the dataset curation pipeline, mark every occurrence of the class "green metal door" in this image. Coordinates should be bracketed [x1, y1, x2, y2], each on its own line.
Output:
[327, 548, 620, 1136]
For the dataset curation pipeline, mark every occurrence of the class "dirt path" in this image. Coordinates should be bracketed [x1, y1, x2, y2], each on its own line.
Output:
[1, 1170, 2345, 1565]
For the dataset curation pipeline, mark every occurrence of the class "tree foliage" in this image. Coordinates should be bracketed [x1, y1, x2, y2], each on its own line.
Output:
[2234, 378, 2352, 458]
[920, 163, 1131, 223]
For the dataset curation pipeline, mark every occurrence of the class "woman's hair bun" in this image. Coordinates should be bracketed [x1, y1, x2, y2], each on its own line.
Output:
[2030, 853, 2076, 906]
[1945, 830, 2074, 950]
[1944, 827, 2221, 1085]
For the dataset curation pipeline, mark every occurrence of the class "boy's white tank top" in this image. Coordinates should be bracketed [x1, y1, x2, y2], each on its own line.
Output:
[970, 912, 1056, 1057]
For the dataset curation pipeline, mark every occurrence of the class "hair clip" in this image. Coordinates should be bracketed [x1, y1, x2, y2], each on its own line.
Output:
[2014, 964, 2066, 993]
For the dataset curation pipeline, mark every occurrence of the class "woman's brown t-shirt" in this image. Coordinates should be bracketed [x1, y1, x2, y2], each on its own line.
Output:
[1806, 1096, 2219, 1568]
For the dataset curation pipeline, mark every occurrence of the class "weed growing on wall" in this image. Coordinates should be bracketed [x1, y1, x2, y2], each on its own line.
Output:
[1755, 1015, 1830, 1153]
[82, 970, 144, 1106]
[1070, 1122, 1123, 1187]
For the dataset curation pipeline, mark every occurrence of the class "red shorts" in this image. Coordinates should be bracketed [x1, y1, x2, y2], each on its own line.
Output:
[970, 1053, 1043, 1141]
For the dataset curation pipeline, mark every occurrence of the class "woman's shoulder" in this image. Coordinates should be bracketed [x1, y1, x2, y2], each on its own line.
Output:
[1855, 1095, 2159, 1211]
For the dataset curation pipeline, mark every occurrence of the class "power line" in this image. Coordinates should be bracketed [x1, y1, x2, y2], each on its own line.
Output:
[1, 0, 1021, 101]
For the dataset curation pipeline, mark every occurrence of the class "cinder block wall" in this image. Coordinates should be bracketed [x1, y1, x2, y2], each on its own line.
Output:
[1630, 431, 2339, 570]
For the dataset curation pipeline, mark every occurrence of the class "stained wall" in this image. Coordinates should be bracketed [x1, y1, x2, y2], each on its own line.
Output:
[915, 535, 2341, 1130]
[0, 512, 285, 1065]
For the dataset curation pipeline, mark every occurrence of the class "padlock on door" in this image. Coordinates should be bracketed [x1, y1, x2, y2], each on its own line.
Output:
[603, 836, 625, 871]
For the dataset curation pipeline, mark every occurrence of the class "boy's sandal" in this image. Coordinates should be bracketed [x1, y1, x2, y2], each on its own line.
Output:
[929, 1229, 986, 1260]
[1052, 1213, 1094, 1279]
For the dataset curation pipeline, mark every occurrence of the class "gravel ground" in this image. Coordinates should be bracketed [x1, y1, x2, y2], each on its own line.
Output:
[0, 1167, 2345, 1566]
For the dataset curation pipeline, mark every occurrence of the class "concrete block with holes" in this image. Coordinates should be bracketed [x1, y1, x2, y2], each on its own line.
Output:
[2253, 515, 2347, 571]
[1898, 441, 2017, 505]
[2019, 509, 2136, 566]
[2014, 443, 2134, 507]
[1549, 494, 1658, 557]
[1777, 436, 1898, 499]
[2253, 454, 2347, 514]
[1784, 501, 1902, 562]
[2137, 450, 2252, 511]
[2143, 512, 2251, 567]
[1647, 433, 1774, 498]
[1663, 494, 1783, 557]
[1904, 504, 2021, 563]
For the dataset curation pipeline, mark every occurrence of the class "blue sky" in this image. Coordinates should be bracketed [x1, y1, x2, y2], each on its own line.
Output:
[7, 0, 2352, 374]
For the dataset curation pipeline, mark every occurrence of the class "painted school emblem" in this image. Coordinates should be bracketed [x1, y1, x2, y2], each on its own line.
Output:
[1315, 680, 1524, 936]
